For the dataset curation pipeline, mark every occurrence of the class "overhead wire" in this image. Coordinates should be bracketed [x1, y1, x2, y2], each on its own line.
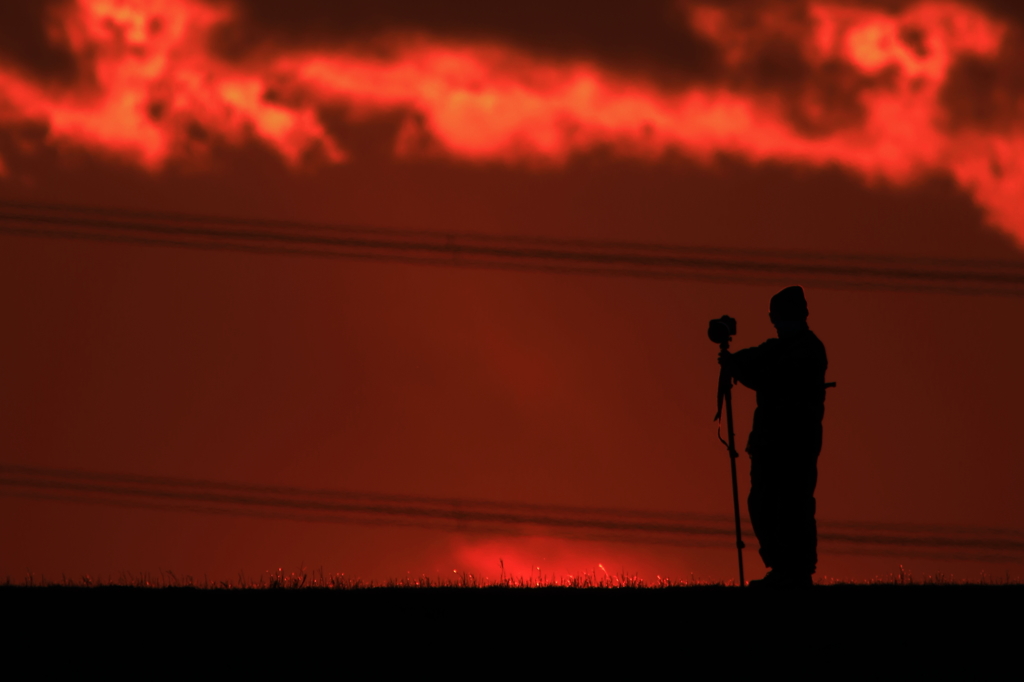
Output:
[1, 464, 1021, 562]
[1, 201, 1023, 295]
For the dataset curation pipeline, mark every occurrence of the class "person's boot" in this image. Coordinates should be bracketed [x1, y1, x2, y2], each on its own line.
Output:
[747, 570, 813, 589]
[747, 570, 781, 588]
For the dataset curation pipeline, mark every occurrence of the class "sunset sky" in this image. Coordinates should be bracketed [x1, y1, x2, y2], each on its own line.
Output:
[1, 0, 1023, 583]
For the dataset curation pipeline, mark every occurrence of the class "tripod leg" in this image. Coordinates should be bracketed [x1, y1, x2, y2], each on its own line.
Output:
[723, 386, 746, 587]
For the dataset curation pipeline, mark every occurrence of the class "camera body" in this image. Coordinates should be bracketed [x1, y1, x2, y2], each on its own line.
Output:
[708, 315, 737, 345]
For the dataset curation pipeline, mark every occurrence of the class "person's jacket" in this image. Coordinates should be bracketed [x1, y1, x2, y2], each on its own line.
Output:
[729, 328, 828, 456]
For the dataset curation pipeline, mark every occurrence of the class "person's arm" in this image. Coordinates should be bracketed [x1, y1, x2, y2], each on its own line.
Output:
[725, 340, 774, 390]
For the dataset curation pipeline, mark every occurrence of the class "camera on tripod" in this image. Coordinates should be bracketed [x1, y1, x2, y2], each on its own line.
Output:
[707, 312, 746, 584]
[707, 315, 737, 345]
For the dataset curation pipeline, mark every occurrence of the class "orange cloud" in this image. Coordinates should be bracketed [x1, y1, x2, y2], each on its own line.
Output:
[0, 0, 342, 168]
[0, 0, 1021, 243]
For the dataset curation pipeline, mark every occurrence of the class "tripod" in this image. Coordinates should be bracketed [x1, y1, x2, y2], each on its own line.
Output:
[715, 336, 746, 588]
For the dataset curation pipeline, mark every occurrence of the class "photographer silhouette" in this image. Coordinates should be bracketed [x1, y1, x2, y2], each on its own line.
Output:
[719, 286, 830, 588]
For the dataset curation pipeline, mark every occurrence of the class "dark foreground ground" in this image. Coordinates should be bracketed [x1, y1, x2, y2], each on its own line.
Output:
[5, 585, 1021, 671]
[5, 584, 1022, 631]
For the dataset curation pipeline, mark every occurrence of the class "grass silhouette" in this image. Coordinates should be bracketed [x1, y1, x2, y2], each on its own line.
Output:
[5, 565, 1020, 589]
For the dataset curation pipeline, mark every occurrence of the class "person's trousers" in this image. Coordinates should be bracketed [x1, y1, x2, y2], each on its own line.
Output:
[748, 451, 819, 576]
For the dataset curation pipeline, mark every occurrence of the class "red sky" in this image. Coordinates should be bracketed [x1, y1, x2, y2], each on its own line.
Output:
[1, 0, 1023, 583]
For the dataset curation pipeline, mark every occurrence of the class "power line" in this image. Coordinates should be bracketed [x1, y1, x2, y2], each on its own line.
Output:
[1, 201, 1023, 295]
[2, 464, 1021, 562]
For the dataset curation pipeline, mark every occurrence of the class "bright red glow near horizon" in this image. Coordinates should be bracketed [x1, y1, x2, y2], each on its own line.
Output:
[453, 537, 678, 585]
[0, 0, 1021, 243]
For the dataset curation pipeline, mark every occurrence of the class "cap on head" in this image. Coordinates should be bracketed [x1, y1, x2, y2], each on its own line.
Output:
[769, 285, 808, 321]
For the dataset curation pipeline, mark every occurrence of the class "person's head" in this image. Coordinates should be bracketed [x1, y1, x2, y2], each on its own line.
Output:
[769, 286, 809, 337]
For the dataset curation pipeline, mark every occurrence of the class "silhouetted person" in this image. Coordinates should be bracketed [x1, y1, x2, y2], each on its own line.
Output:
[720, 286, 828, 588]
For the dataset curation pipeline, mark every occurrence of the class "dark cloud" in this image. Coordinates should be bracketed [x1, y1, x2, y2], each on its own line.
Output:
[0, 0, 1020, 87]
[215, 0, 718, 84]
[941, 27, 1024, 131]
[0, 1, 77, 82]
[972, 0, 1024, 25]
[670, 3, 879, 135]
